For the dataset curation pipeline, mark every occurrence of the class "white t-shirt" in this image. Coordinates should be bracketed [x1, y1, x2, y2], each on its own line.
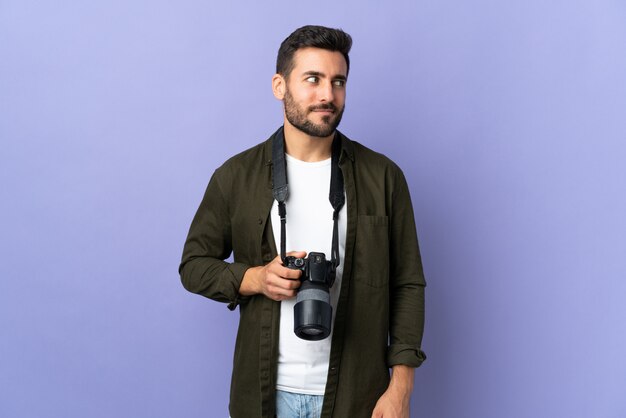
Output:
[270, 154, 347, 395]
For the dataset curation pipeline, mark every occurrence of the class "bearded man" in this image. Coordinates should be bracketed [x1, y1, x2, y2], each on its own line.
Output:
[180, 25, 427, 418]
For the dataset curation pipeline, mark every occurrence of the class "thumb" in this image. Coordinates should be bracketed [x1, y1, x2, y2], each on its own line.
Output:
[286, 250, 307, 258]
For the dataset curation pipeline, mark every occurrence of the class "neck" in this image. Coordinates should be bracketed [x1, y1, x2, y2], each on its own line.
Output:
[283, 120, 334, 162]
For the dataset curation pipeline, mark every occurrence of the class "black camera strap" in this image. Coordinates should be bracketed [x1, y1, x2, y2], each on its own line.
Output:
[271, 127, 345, 273]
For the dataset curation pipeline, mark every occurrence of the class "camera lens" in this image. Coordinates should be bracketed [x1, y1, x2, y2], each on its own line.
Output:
[294, 258, 304, 267]
[294, 283, 332, 341]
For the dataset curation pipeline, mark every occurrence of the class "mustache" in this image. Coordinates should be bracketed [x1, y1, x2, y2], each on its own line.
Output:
[308, 103, 337, 112]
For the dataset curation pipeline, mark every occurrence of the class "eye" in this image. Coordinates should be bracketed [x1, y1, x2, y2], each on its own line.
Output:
[333, 79, 346, 87]
[306, 76, 319, 83]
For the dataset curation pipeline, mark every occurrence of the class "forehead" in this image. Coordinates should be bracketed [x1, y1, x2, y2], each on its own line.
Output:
[291, 47, 348, 77]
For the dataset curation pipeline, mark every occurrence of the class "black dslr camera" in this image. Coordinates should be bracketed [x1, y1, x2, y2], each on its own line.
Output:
[284, 252, 335, 341]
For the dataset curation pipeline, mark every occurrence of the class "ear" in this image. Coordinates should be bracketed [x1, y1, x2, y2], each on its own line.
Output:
[272, 73, 286, 100]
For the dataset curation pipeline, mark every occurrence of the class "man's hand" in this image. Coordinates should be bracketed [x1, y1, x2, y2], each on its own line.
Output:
[371, 365, 414, 418]
[239, 251, 307, 301]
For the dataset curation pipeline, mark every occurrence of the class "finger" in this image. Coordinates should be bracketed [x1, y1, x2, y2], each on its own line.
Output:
[267, 261, 303, 280]
[282, 277, 302, 290]
[268, 275, 301, 291]
[268, 284, 297, 301]
[268, 274, 301, 290]
[278, 266, 303, 280]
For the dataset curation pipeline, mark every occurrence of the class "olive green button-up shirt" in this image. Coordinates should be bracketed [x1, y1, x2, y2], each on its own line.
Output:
[180, 128, 426, 418]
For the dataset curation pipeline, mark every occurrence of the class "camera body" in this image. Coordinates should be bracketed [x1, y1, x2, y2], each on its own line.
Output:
[284, 252, 335, 340]
[284, 252, 335, 288]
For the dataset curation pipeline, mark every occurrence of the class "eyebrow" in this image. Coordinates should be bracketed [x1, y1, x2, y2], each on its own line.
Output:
[302, 71, 347, 81]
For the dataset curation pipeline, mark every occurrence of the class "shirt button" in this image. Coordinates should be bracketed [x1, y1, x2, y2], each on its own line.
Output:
[263, 254, 272, 261]
[257, 218, 263, 225]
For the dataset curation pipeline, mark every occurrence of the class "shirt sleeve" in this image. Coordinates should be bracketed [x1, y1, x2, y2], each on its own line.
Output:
[386, 166, 427, 367]
[179, 169, 251, 310]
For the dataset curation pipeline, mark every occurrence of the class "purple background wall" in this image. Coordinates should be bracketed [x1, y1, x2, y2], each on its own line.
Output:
[1, 1, 625, 417]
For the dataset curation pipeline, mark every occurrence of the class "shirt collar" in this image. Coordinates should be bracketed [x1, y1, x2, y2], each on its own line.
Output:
[263, 126, 355, 166]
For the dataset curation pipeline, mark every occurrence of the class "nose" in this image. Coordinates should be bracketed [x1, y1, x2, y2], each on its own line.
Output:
[318, 80, 334, 103]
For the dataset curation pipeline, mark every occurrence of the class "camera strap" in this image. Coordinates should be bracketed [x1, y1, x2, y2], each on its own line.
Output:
[271, 127, 345, 273]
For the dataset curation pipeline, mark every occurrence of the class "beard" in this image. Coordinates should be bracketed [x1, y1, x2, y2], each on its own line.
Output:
[283, 89, 345, 138]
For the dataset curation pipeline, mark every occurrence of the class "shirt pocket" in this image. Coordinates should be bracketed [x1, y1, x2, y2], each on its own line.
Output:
[353, 215, 389, 288]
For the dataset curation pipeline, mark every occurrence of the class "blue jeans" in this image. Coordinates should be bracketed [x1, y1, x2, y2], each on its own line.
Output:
[276, 389, 324, 418]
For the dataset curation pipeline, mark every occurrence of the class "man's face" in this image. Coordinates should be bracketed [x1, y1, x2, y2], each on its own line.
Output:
[280, 48, 348, 138]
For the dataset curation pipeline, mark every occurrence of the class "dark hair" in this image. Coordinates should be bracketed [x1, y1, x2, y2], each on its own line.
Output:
[276, 25, 352, 78]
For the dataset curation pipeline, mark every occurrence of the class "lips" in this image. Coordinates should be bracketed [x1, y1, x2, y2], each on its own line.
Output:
[309, 105, 336, 114]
